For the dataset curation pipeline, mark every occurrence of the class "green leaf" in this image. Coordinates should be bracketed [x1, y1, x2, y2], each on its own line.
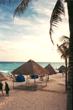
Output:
[49, 0, 65, 44]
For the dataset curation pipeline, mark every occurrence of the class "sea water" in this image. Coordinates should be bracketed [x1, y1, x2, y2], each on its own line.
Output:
[0, 61, 64, 75]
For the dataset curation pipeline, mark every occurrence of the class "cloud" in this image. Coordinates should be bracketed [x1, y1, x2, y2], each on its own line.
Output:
[0, 37, 61, 62]
[14, 17, 34, 25]
[0, 0, 69, 62]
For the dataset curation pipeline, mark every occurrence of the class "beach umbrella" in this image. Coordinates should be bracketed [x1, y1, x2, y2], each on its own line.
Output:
[12, 60, 50, 86]
[12, 59, 49, 77]
[45, 64, 56, 75]
[58, 65, 66, 73]
[0, 72, 7, 81]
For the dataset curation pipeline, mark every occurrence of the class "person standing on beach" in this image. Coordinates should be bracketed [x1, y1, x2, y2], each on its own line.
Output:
[5, 82, 10, 96]
[0, 81, 4, 96]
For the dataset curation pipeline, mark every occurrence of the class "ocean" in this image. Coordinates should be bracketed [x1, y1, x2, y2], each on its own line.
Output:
[0, 62, 65, 75]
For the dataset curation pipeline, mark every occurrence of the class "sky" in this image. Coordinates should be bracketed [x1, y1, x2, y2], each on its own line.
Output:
[0, 0, 69, 62]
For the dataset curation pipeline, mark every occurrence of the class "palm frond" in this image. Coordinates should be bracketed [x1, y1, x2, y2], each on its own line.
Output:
[57, 42, 69, 59]
[60, 35, 69, 42]
[0, 0, 14, 4]
[49, 0, 65, 44]
[57, 44, 65, 55]
[60, 42, 69, 48]
[62, 36, 69, 40]
[14, 0, 31, 16]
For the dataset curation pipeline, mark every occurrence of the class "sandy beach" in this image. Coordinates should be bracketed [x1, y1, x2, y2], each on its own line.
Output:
[0, 74, 67, 110]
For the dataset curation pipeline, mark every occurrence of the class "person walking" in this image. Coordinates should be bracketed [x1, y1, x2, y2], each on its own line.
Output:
[5, 82, 10, 96]
[0, 81, 4, 96]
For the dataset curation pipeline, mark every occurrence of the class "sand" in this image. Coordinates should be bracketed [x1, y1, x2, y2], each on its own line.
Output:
[0, 74, 67, 110]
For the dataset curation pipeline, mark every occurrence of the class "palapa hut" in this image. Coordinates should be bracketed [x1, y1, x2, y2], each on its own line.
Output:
[0, 72, 7, 81]
[12, 60, 49, 77]
[57, 65, 66, 73]
[11, 60, 50, 87]
[45, 64, 56, 75]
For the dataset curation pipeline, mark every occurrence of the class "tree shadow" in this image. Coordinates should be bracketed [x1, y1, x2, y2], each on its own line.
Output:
[14, 84, 38, 91]
[13, 83, 47, 91]
[40, 89, 66, 94]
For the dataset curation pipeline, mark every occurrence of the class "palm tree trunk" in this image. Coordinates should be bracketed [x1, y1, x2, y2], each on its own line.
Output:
[67, 1, 73, 110]
[65, 57, 68, 91]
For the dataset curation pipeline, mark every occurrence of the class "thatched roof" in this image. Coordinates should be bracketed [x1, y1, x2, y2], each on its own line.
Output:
[12, 60, 49, 76]
[45, 64, 56, 75]
[58, 65, 66, 73]
[0, 72, 7, 81]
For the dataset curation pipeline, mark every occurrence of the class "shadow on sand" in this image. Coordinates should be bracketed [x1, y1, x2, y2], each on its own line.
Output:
[40, 89, 66, 94]
[13, 84, 66, 94]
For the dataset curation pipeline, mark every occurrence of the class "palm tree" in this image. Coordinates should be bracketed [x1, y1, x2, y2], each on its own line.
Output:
[49, 0, 73, 110]
[57, 36, 69, 91]
[67, 2, 73, 110]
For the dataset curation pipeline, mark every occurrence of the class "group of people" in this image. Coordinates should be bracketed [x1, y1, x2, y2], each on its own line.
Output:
[0, 81, 10, 96]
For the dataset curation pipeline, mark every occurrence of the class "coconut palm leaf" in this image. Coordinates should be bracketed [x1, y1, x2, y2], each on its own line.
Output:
[57, 41, 69, 59]
[60, 42, 69, 48]
[0, 0, 14, 4]
[49, 0, 65, 44]
[60, 35, 69, 42]
[57, 44, 65, 57]
[62, 36, 69, 40]
[60, 38, 69, 52]
[14, 0, 31, 16]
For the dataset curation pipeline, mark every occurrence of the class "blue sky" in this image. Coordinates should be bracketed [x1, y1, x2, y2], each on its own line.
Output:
[0, 0, 69, 62]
